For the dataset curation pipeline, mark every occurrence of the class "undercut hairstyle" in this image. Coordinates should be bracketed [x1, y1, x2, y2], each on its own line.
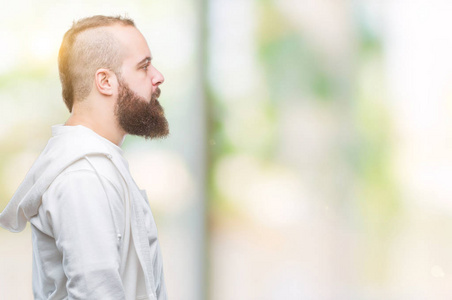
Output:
[58, 15, 135, 112]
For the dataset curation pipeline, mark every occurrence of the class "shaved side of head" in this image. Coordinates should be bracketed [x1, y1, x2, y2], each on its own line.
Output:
[69, 28, 122, 103]
[58, 16, 135, 112]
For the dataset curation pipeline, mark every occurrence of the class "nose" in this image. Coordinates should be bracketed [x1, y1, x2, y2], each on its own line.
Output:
[151, 66, 164, 87]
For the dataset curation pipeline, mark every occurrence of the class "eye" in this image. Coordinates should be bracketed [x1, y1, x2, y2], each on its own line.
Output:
[142, 63, 150, 71]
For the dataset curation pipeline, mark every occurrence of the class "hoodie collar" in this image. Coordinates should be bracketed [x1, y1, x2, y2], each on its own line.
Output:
[52, 124, 124, 156]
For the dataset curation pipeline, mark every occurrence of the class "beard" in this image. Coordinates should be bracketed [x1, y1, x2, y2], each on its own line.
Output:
[115, 78, 169, 139]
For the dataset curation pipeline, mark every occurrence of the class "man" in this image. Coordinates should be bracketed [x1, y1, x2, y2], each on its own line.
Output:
[0, 15, 169, 299]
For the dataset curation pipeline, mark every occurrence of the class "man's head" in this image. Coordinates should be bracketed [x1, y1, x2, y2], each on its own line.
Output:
[58, 15, 169, 139]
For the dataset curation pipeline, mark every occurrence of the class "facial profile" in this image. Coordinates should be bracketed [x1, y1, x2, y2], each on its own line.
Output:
[115, 75, 169, 139]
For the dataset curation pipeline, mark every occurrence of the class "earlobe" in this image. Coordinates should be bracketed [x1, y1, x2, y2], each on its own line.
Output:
[95, 69, 115, 96]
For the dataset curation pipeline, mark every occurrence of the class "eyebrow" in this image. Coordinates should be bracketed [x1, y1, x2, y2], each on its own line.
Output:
[136, 56, 152, 67]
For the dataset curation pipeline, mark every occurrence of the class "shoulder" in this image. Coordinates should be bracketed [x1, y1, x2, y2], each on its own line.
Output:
[59, 154, 125, 190]
[45, 154, 127, 204]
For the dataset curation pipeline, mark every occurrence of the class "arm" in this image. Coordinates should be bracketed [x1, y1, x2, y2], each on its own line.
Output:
[43, 169, 126, 300]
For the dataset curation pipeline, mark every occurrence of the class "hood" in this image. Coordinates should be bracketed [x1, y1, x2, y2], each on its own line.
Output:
[0, 125, 117, 232]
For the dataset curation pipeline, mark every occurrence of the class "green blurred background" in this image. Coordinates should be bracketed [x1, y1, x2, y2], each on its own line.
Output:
[1, 0, 452, 299]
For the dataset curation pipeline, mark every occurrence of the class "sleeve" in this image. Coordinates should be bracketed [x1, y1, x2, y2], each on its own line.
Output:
[43, 169, 126, 300]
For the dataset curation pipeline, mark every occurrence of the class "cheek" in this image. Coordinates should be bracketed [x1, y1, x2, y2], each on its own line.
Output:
[142, 84, 153, 100]
[131, 80, 152, 99]
[143, 80, 153, 97]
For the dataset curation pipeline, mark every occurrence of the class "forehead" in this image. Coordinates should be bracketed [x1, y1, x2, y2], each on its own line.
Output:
[109, 25, 151, 65]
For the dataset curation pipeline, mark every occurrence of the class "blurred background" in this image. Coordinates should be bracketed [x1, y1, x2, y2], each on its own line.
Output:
[1, 0, 452, 299]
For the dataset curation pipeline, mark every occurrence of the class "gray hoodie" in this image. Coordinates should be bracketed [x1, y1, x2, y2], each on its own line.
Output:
[0, 125, 166, 300]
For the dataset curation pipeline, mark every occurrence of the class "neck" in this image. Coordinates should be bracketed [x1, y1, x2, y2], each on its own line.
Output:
[65, 104, 126, 146]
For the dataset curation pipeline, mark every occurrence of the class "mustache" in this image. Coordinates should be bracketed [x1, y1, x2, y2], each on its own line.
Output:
[152, 88, 161, 100]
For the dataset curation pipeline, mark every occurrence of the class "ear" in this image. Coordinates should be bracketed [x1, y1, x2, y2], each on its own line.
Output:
[94, 69, 117, 96]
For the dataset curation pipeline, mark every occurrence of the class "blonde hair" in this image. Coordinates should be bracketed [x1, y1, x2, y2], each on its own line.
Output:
[58, 15, 135, 112]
